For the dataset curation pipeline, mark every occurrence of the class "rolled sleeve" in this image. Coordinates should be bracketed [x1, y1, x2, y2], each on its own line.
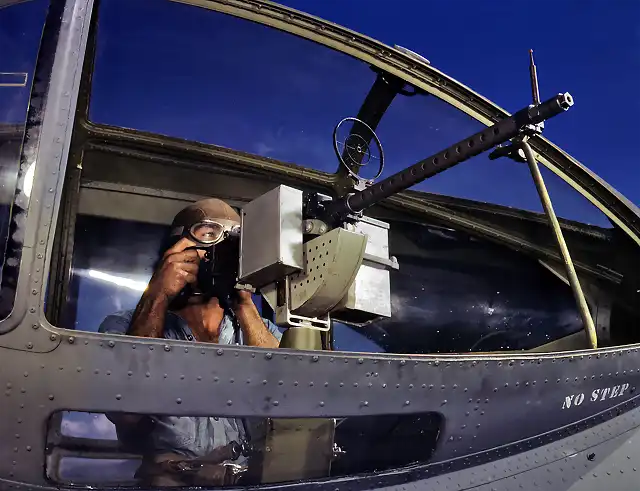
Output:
[262, 318, 283, 342]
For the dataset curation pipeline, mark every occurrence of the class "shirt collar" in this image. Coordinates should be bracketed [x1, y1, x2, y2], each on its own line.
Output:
[166, 310, 241, 345]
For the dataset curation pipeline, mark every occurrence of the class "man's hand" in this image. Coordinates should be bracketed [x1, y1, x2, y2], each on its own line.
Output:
[232, 289, 279, 348]
[146, 237, 201, 303]
[128, 237, 202, 339]
[233, 289, 254, 308]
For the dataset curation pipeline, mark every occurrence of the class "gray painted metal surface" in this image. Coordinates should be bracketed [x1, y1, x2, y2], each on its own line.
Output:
[1, 0, 640, 489]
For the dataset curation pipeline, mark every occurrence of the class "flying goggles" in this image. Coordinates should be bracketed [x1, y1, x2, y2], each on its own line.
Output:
[170, 218, 241, 302]
[172, 218, 241, 247]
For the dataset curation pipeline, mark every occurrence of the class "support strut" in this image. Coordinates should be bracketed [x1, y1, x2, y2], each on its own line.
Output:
[520, 139, 598, 349]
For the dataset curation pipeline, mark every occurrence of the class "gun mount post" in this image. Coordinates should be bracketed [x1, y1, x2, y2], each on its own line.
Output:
[520, 140, 598, 348]
[324, 92, 573, 222]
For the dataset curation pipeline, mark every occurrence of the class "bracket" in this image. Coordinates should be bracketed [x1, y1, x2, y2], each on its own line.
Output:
[262, 227, 368, 330]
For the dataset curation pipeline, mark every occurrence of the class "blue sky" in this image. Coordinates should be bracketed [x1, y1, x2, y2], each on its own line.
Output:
[279, 0, 640, 207]
[1, 0, 639, 226]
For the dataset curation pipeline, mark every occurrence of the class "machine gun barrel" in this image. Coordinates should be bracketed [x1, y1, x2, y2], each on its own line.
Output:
[327, 92, 573, 219]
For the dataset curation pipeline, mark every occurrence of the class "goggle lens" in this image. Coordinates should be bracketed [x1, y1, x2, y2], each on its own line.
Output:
[190, 222, 225, 245]
[187, 220, 240, 245]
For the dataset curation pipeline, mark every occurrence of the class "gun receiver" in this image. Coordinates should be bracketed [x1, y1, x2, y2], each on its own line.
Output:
[324, 92, 573, 222]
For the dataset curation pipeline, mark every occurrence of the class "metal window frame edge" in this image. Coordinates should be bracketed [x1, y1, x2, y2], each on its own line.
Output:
[0, 0, 95, 336]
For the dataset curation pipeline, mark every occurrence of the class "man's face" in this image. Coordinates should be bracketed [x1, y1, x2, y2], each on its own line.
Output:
[169, 219, 241, 306]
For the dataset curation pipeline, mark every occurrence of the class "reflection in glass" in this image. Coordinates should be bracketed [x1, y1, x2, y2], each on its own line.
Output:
[57, 208, 625, 354]
[334, 221, 584, 354]
[57, 216, 163, 331]
[54, 215, 268, 332]
[0, 0, 48, 317]
[61, 411, 118, 440]
[56, 458, 141, 485]
[47, 410, 441, 486]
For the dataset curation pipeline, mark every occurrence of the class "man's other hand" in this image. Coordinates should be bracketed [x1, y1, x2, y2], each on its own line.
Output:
[234, 289, 254, 308]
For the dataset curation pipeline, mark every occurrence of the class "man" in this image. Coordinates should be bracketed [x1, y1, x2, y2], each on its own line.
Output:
[98, 198, 281, 486]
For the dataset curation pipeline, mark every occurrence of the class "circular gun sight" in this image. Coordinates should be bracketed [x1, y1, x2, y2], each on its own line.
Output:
[333, 117, 385, 186]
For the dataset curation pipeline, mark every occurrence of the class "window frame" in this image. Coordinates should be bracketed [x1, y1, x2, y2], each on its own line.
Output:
[2, 0, 640, 488]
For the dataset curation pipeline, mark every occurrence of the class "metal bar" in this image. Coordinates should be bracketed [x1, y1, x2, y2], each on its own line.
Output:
[327, 93, 573, 220]
[0, 72, 28, 87]
[529, 50, 540, 106]
[521, 140, 598, 349]
[337, 72, 405, 175]
[81, 180, 211, 203]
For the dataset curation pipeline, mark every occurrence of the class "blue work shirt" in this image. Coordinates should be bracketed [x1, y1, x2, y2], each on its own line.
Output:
[98, 309, 282, 459]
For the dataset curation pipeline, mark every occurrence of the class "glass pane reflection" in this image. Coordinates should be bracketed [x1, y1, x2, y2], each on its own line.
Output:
[55, 211, 624, 355]
[47, 410, 442, 486]
[56, 457, 141, 485]
[333, 221, 584, 354]
[54, 215, 269, 332]
[0, 0, 48, 317]
[61, 411, 118, 440]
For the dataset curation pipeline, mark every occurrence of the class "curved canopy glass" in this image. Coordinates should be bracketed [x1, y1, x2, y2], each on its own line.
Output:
[88, 0, 614, 228]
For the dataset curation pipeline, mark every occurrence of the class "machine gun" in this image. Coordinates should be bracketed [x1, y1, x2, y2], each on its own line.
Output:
[230, 52, 600, 484]
[236, 52, 591, 349]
